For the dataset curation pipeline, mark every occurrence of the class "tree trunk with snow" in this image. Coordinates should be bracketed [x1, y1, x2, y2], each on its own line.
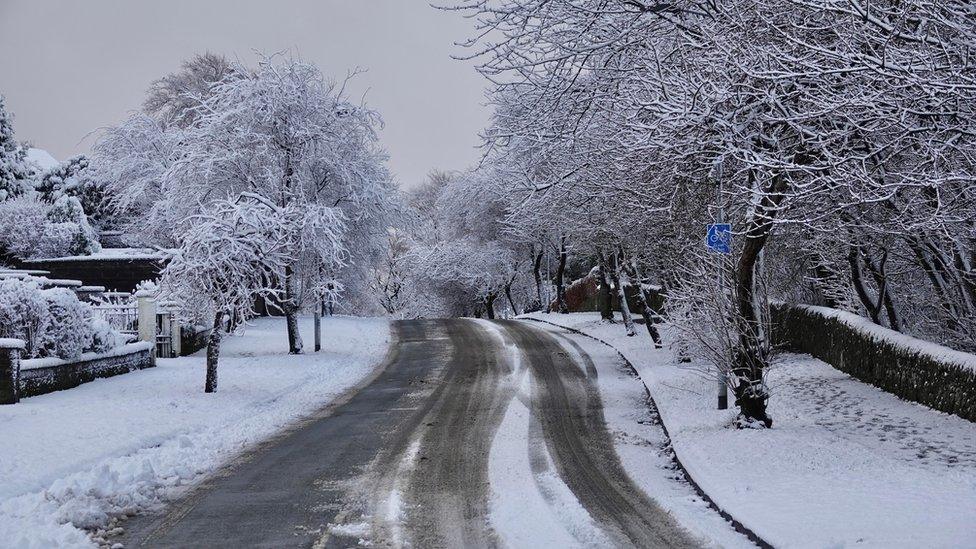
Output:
[597, 252, 614, 322]
[284, 266, 303, 355]
[205, 311, 224, 393]
[607, 253, 636, 336]
[731, 171, 785, 429]
[623, 257, 662, 348]
[555, 238, 569, 314]
[484, 292, 497, 319]
[504, 277, 519, 316]
[531, 248, 544, 312]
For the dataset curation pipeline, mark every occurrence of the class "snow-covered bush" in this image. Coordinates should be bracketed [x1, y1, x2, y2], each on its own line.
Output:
[0, 195, 101, 259]
[39, 288, 94, 361]
[0, 279, 124, 360]
[0, 278, 50, 357]
[45, 195, 101, 256]
[88, 318, 127, 353]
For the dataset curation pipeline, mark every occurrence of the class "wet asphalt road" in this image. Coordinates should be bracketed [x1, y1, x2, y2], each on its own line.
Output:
[120, 319, 697, 548]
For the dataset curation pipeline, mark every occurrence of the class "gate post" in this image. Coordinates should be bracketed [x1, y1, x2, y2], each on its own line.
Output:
[136, 290, 157, 345]
[0, 338, 25, 404]
[170, 316, 182, 357]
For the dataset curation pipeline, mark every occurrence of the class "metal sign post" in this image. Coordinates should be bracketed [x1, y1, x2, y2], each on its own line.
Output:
[706, 222, 732, 410]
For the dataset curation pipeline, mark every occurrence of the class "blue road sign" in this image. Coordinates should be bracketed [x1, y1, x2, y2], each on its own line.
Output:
[706, 223, 732, 254]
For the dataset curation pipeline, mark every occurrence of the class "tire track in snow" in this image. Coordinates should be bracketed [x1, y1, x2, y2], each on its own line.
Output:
[497, 320, 700, 549]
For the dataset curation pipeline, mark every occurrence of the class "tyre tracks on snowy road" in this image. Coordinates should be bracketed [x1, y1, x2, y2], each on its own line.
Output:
[117, 319, 701, 549]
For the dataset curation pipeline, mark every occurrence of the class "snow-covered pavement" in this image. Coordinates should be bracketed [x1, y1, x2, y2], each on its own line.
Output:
[524, 312, 976, 548]
[0, 315, 391, 548]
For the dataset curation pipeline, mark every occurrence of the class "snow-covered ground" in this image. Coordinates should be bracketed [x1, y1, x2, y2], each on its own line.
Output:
[523, 312, 976, 549]
[0, 315, 391, 548]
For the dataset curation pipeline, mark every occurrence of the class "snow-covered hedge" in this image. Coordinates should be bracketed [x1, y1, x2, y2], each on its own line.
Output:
[771, 303, 976, 422]
[0, 278, 124, 361]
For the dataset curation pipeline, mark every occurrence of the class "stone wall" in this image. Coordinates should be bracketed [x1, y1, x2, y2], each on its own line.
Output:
[771, 303, 976, 422]
[17, 342, 155, 399]
[180, 325, 211, 356]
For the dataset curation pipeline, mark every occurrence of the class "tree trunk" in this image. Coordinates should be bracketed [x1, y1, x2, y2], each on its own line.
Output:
[608, 253, 636, 336]
[205, 311, 223, 393]
[485, 293, 497, 320]
[863, 249, 902, 332]
[284, 266, 303, 354]
[849, 246, 883, 324]
[731, 171, 786, 429]
[555, 238, 569, 314]
[504, 278, 519, 316]
[531, 248, 544, 312]
[597, 252, 614, 322]
[623, 258, 662, 348]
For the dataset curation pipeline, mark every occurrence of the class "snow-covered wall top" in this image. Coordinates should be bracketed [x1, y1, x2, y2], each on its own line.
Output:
[795, 304, 976, 374]
[20, 341, 153, 371]
[25, 248, 172, 262]
[0, 338, 26, 350]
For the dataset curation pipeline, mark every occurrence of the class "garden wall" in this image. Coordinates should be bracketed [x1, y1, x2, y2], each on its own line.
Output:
[180, 325, 211, 356]
[771, 303, 976, 422]
[18, 342, 155, 398]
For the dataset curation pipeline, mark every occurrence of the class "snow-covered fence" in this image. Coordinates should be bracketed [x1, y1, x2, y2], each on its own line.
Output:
[92, 293, 187, 358]
[771, 304, 976, 422]
[17, 342, 155, 398]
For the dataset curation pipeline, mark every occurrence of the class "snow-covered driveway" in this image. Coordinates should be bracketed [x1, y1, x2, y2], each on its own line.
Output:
[116, 318, 750, 548]
[0, 316, 392, 548]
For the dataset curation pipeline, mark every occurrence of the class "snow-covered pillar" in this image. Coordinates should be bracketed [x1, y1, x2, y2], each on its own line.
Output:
[0, 338, 25, 405]
[136, 291, 157, 346]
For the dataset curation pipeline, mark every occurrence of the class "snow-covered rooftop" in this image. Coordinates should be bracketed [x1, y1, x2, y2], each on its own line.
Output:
[25, 148, 59, 171]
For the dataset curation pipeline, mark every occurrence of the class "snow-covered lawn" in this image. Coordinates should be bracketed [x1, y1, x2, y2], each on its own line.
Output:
[0, 315, 391, 548]
[523, 312, 976, 549]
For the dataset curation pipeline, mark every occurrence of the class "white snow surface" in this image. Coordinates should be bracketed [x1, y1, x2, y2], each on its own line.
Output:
[0, 315, 391, 548]
[524, 313, 976, 549]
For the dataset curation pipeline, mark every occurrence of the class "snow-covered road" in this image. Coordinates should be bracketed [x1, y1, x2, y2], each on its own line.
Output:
[0, 316, 392, 548]
[117, 318, 750, 548]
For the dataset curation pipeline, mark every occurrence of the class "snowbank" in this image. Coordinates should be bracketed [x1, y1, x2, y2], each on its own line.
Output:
[523, 312, 976, 549]
[0, 315, 391, 548]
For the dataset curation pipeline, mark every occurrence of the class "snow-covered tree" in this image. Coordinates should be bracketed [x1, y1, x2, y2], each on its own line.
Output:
[161, 193, 342, 392]
[0, 96, 31, 201]
[450, 0, 976, 426]
[143, 52, 238, 129]
[163, 55, 387, 352]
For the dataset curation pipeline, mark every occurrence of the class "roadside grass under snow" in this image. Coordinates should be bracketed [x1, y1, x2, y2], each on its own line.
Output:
[523, 312, 976, 549]
[0, 315, 391, 548]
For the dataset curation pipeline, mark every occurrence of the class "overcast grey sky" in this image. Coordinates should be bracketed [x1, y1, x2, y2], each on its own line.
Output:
[0, 0, 490, 187]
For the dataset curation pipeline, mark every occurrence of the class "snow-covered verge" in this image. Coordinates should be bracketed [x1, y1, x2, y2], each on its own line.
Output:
[0, 315, 391, 548]
[523, 312, 976, 549]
